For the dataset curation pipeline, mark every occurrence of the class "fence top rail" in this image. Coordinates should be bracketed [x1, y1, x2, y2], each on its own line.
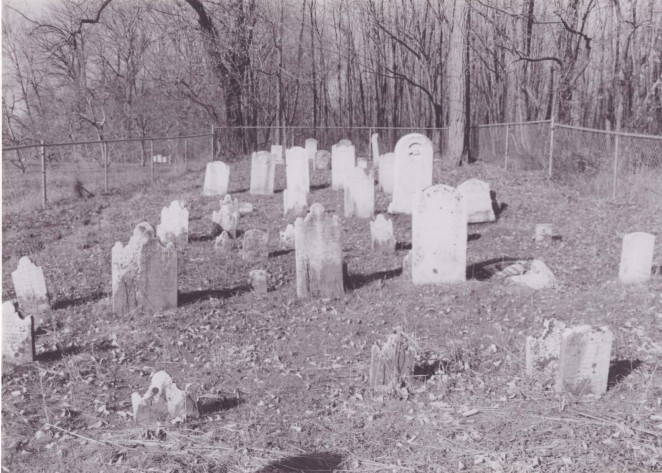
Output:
[555, 123, 662, 140]
[475, 120, 551, 129]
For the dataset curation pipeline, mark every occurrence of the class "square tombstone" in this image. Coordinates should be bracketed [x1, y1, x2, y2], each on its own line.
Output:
[212, 195, 239, 238]
[525, 319, 566, 379]
[283, 188, 308, 219]
[2, 301, 35, 365]
[249, 269, 268, 293]
[331, 141, 356, 190]
[456, 178, 496, 223]
[294, 203, 344, 299]
[250, 151, 276, 195]
[619, 232, 655, 284]
[305, 138, 318, 161]
[534, 224, 553, 242]
[270, 144, 284, 165]
[315, 150, 331, 170]
[370, 214, 396, 254]
[285, 146, 310, 193]
[556, 325, 613, 396]
[344, 167, 375, 219]
[11, 256, 50, 314]
[412, 185, 467, 284]
[371, 133, 380, 162]
[241, 229, 269, 262]
[202, 161, 230, 197]
[378, 152, 395, 194]
[156, 200, 189, 245]
[112, 223, 177, 316]
[388, 134, 433, 214]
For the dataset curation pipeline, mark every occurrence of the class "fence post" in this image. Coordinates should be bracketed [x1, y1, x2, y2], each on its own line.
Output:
[104, 141, 109, 193]
[504, 124, 510, 170]
[210, 124, 215, 161]
[150, 140, 155, 185]
[184, 138, 188, 171]
[612, 133, 620, 200]
[40, 140, 47, 207]
[548, 116, 555, 178]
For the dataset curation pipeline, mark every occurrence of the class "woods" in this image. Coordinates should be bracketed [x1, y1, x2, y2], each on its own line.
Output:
[3, 0, 661, 157]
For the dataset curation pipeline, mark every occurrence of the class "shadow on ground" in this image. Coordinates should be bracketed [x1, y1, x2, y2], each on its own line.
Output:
[466, 256, 528, 281]
[608, 359, 643, 389]
[178, 285, 251, 306]
[198, 396, 243, 415]
[254, 452, 343, 473]
[36, 344, 82, 362]
[346, 267, 402, 290]
[52, 291, 106, 310]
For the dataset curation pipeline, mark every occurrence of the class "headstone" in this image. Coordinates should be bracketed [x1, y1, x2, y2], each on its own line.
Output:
[411, 185, 467, 284]
[305, 138, 318, 161]
[357, 158, 368, 169]
[370, 214, 396, 254]
[369, 330, 416, 394]
[388, 134, 433, 214]
[525, 319, 566, 379]
[280, 224, 295, 248]
[534, 224, 553, 242]
[241, 229, 269, 262]
[344, 167, 375, 219]
[378, 152, 395, 194]
[214, 231, 234, 252]
[249, 151, 276, 195]
[131, 371, 198, 426]
[11, 256, 50, 314]
[202, 161, 230, 197]
[283, 188, 308, 219]
[2, 301, 35, 365]
[249, 269, 268, 293]
[270, 144, 284, 164]
[371, 133, 380, 162]
[506, 260, 556, 289]
[112, 223, 177, 316]
[556, 325, 613, 396]
[294, 203, 344, 298]
[315, 150, 331, 170]
[331, 141, 356, 190]
[457, 178, 496, 223]
[156, 200, 189, 245]
[212, 195, 239, 238]
[402, 252, 412, 280]
[619, 232, 655, 284]
[286, 146, 310, 193]
[238, 202, 254, 216]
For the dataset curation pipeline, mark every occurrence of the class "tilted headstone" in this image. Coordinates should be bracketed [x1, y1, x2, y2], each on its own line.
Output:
[283, 188, 308, 219]
[534, 224, 553, 242]
[331, 141, 356, 190]
[388, 134, 433, 214]
[241, 229, 269, 262]
[249, 269, 268, 294]
[457, 178, 496, 223]
[286, 146, 310, 193]
[294, 203, 344, 298]
[2, 301, 35, 365]
[249, 151, 276, 195]
[619, 232, 655, 284]
[371, 133, 380, 162]
[411, 185, 467, 284]
[156, 200, 189, 245]
[202, 161, 230, 197]
[556, 325, 613, 396]
[270, 144, 284, 164]
[305, 138, 318, 161]
[112, 223, 177, 316]
[11, 256, 50, 314]
[212, 195, 239, 238]
[315, 150, 331, 170]
[344, 167, 375, 219]
[280, 224, 295, 248]
[132, 371, 198, 426]
[370, 214, 396, 254]
[378, 152, 395, 194]
[525, 319, 566, 379]
[369, 330, 416, 394]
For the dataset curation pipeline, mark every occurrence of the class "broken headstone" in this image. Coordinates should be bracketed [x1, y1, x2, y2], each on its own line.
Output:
[525, 319, 566, 382]
[11, 256, 50, 314]
[156, 200, 189, 245]
[370, 329, 417, 395]
[131, 371, 198, 426]
[506, 260, 555, 290]
[2, 301, 35, 365]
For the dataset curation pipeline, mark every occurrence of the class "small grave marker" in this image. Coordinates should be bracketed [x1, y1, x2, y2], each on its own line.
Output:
[212, 195, 239, 238]
[525, 319, 566, 380]
[202, 161, 230, 196]
[370, 214, 396, 254]
[156, 200, 189, 245]
[283, 188, 308, 219]
[11, 256, 50, 314]
[2, 301, 35, 365]
[249, 269, 268, 293]
[132, 371, 198, 426]
[534, 224, 553, 242]
[344, 167, 374, 219]
[241, 229, 269, 262]
[305, 138, 318, 161]
[370, 330, 416, 394]
[457, 178, 496, 223]
[214, 231, 234, 253]
[280, 224, 295, 248]
[315, 150, 331, 170]
[619, 232, 655, 284]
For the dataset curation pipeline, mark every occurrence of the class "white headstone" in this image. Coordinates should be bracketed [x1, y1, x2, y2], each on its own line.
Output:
[241, 229, 269, 262]
[344, 167, 375, 219]
[534, 224, 553, 242]
[283, 188, 308, 219]
[305, 138, 318, 161]
[112, 222, 177, 316]
[280, 224, 295, 248]
[315, 150, 331, 170]
[286, 146, 310, 193]
[2, 301, 35, 365]
[619, 232, 655, 284]
[202, 161, 230, 197]
[156, 200, 189, 245]
[457, 178, 496, 223]
[249, 269, 268, 293]
[411, 185, 467, 284]
[370, 214, 396, 254]
[132, 371, 198, 425]
[331, 141, 356, 190]
[11, 256, 50, 314]
[212, 195, 239, 238]
[378, 152, 395, 194]
[250, 151, 276, 195]
[371, 133, 380, 162]
[294, 203, 344, 298]
[388, 134, 433, 214]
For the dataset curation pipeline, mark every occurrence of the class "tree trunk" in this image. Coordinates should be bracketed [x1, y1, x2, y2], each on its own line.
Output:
[447, 0, 468, 165]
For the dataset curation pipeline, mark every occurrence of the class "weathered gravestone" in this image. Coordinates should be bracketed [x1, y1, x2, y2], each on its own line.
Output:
[534, 224, 553, 242]
[283, 188, 308, 219]
[305, 138, 318, 161]
[112, 223, 177, 316]
[411, 185, 467, 284]
[132, 371, 198, 426]
[241, 229, 269, 262]
[250, 151, 276, 195]
[344, 167, 375, 219]
[11, 256, 50, 314]
[506, 259, 556, 290]
[202, 161, 230, 197]
[331, 141, 356, 190]
[369, 330, 416, 394]
[214, 231, 234, 253]
[238, 202, 254, 216]
[2, 301, 35, 365]
[388, 134, 433, 214]
[556, 325, 613, 396]
[270, 144, 284, 164]
[525, 319, 566, 381]
[378, 152, 395, 194]
[280, 224, 295, 248]
[156, 200, 189, 245]
[249, 269, 268, 294]
[371, 133, 380, 162]
[619, 232, 655, 284]
[457, 178, 496, 223]
[370, 214, 396, 254]
[286, 146, 310, 193]
[294, 203, 344, 298]
[212, 195, 239, 238]
[315, 150, 331, 170]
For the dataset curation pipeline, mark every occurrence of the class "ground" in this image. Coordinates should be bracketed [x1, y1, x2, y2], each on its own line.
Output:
[2, 158, 662, 473]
